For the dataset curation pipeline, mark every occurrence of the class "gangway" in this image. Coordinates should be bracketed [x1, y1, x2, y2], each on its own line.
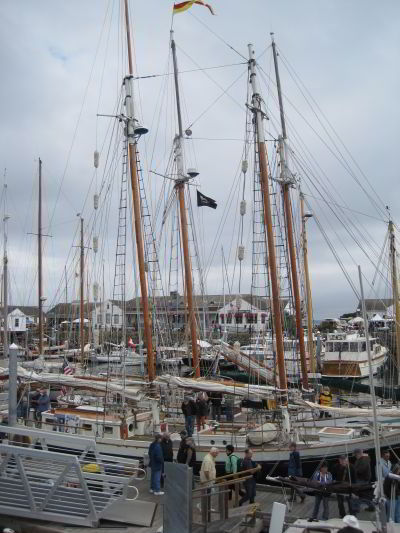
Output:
[0, 426, 149, 527]
[220, 341, 274, 383]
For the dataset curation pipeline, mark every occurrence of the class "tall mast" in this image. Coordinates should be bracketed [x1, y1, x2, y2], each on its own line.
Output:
[171, 31, 200, 377]
[389, 219, 400, 382]
[3, 183, 13, 424]
[272, 36, 309, 390]
[80, 217, 85, 364]
[300, 192, 316, 373]
[38, 158, 44, 355]
[248, 44, 287, 391]
[123, 0, 154, 380]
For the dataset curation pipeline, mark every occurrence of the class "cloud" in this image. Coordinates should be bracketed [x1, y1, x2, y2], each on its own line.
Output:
[0, 0, 398, 322]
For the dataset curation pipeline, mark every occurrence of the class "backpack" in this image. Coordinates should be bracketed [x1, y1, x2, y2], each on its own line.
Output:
[230, 454, 243, 473]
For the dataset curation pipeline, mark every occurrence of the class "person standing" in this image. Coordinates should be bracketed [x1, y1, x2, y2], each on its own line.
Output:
[196, 393, 208, 432]
[181, 396, 197, 437]
[353, 448, 373, 511]
[383, 463, 400, 523]
[209, 392, 222, 421]
[200, 447, 219, 485]
[161, 432, 173, 463]
[336, 455, 356, 518]
[177, 430, 188, 464]
[148, 433, 164, 496]
[199, 447, 219, 513]
[33, 387, 50, 425]
[288, 442, 305, 503]
[308, 462, 332, 522]
[380, 449, 392, 479]
[319, 387, 332, 418]
[239, 449, 261, 506]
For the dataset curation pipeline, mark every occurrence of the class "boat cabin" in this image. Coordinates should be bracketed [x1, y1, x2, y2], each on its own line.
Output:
[40, 406, 154, 439]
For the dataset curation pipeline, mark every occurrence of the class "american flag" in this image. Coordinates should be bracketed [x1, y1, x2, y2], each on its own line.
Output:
[62, 359, 74, 375]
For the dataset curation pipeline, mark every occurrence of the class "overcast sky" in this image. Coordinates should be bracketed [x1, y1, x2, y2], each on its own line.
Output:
[0, 0, 399, 320]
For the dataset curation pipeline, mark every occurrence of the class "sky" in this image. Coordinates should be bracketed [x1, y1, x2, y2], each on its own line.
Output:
[0, 0, 399, 320]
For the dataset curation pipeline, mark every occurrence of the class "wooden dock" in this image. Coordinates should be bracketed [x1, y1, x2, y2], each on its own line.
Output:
[0, 477, 378, 533]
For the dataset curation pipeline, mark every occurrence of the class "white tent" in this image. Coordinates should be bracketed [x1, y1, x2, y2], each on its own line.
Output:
[72, 318, 89, 324]
[370, 313, 384, 322]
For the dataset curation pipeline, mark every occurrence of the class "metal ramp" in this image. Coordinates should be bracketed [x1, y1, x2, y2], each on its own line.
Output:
[0, 426, 150, 527]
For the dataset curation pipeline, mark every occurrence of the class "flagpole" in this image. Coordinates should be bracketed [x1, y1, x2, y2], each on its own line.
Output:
[171, 30, 200, 378]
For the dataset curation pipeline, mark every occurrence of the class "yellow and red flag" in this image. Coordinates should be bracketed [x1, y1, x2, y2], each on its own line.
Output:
[173, 0, 215, 16]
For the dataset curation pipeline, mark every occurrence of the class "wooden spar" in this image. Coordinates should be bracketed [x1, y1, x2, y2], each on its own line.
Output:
[80, 217, 85, 365]
[248, 44, 287, 392]
[389, 219, 400, 382]
[272, 36, 309, 389]
[171, 32, 199, 377]
[280, 144, 308, 389]
[38, 158, 44, 355]
[123, 0, 154, 380]
[300, 191, 316, 373]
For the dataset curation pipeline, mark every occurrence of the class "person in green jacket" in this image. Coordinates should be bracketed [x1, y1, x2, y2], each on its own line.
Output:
[225, 445, 244, 500]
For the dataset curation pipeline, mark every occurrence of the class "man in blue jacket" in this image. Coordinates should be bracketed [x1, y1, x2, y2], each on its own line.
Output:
[148, 433, 164, 495]
[288, 442, 305, 503]
[309, 462, 332, 522]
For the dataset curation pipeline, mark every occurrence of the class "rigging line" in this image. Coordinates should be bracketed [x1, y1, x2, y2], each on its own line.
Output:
[187, 10, 247, 61]
[256, 63, 387, 223]
[301, 192, 387, 223]
[277, 47, 388, 217]
[306, 198, 360, 300]
[297, 158, 392, 288]
[290, 146, 390, 273]
[48, 2, 111, 231]
[133, 62, 247, 79]
[176, 43, 248, 129]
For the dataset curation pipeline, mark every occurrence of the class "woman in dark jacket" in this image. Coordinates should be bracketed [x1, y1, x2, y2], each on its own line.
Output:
[161, 433, 174, 462]
[196, 394, 208, 432]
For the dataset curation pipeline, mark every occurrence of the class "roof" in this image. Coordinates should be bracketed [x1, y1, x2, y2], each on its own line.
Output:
[47, 302, 95, 318]
[0, 305, 40, 317]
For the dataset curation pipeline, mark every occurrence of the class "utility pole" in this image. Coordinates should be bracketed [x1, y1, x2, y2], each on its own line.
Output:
[300, 192, 316, 373]
[389, 219, 400, 383]
[248, 44, 287, 392]
[171, 31, 200, 377]
[272, 35, 309, 390]
[123, 0, 154, 380]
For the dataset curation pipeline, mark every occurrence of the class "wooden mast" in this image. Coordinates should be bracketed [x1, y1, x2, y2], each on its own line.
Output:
[171, 31, 199, 377]
[389, 219, 400, 382]
[272, 36, 309, 390]
[80, 217, 85, 364]
[248, 44, 287, 392]
[123, 0, 154, 380]
[300, 192, 316, 373]
[38, 158, 44, 355]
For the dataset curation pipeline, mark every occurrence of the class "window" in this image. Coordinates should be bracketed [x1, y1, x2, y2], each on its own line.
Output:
[104, 426, 113, 434]
[82, 423, 92, 431]
[349, 343, 359, 352]
[220, 314, 224, 324]
[107, 303, 110, 310]
[226, 313, 232, 324]
[106, 313, 111, 324]
[113, 314, 119, 325]
[14, 318, 19, 328]
[97, 315, 103, 325]
[235, 313, 243, 324]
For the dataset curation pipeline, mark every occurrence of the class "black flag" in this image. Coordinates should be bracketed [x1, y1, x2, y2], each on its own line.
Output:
[197, 190, 217, 209]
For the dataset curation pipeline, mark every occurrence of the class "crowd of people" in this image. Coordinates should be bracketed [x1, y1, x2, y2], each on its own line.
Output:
[181, 391, 228, 437]
[146, 426, 400, 529]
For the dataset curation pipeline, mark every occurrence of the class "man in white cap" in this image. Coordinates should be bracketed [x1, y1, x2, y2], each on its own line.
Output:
[337, 515, 362, 533]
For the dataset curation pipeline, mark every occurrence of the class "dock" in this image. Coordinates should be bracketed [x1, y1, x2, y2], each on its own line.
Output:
[0, 476, 384, 533]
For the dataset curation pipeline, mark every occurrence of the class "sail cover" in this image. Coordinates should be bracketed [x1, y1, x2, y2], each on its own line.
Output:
[301, 399, 400, 418]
